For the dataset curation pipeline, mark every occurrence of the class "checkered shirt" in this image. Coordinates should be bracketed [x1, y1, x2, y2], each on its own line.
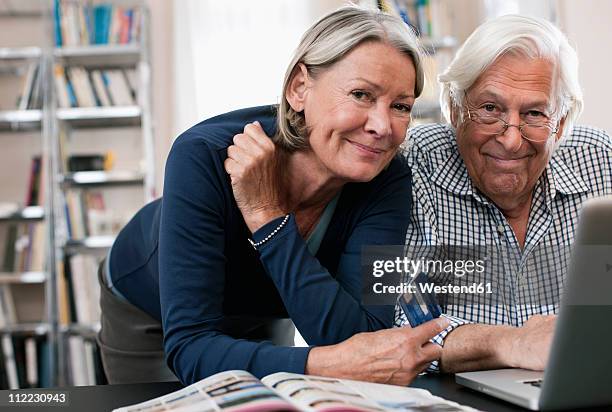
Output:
[394, 123, 612, 372]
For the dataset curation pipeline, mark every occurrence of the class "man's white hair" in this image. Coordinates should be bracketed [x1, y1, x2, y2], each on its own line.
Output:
[439, 14, 583, 139]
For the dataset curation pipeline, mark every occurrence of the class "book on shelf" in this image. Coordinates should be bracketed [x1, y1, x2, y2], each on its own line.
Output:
[366, 0, 452, 40]
[62, 254, 101, 325]
[7, 335, 47, 389]
[0, 61, 43, 111]
[54, 64, 137, 108]
[54, 0, 141, 47]
[64, 334, 105, 386]
[114, 370, 476, 412]
[0, 220, 45, 275]
[57, 253, 106, 388]
[0, 288, 18, 390]
[0, 280, 49, 389]
[64, 189, 125, 240]
[0, 156, 46, 274]
[17, 62, 42, 111]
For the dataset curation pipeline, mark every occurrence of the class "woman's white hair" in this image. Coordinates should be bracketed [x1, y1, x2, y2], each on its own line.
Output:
[276, 5, 425, 151]
[439, 14, 583, 139]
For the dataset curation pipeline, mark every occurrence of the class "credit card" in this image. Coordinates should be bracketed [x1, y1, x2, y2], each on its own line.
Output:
[397, 272, 442, 326]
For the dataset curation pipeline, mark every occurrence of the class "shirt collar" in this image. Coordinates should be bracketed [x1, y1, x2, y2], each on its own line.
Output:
[547, 154, 590, 196]
[429, 133, 590, 203]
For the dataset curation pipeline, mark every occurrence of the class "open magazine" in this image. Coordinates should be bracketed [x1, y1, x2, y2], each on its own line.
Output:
[113, 370, 478, 412]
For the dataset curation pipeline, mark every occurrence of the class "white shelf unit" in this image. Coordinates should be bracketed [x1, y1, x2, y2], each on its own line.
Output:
[49, 2, 155, 387]
[0, 0, 154, 388]
[0, 39, 56, 389]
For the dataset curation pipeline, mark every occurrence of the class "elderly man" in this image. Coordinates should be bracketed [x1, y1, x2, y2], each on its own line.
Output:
[395, 14, 611, 373]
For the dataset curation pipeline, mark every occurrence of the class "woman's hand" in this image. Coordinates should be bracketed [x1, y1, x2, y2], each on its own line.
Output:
[305, 318, 448, 386]
[224, 121, 286, 233]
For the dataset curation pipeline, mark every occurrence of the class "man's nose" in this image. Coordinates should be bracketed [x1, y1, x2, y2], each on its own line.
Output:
[496, 115, 523, 153]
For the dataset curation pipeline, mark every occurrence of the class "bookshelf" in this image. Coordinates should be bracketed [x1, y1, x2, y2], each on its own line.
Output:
[51, 0, 154, 388]
[0, 36, 52, 393]
[0, 0, 154, 388]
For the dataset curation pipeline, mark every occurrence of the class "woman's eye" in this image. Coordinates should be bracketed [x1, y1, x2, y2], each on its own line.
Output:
[393, 103, 412, 113]
[351, 90, 371, 101]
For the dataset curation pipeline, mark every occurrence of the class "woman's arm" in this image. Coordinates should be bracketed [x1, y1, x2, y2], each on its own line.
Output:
[253, 158, 412, 345]
[159, 135, 311, 384]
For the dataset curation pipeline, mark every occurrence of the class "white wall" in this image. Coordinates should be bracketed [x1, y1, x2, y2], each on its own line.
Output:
[146, 0, 174, 195]
[557, 0, 612, 133]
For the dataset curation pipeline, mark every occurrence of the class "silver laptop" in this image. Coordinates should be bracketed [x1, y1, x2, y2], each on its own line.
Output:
[456, 195, 612, 411]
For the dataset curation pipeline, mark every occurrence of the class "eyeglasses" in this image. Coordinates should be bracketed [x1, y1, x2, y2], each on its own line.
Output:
[464, 99, 558, 143]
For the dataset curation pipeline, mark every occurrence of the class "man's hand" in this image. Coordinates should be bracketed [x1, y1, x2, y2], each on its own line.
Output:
[504, 314, 556, 370]
[305, 318, 449, 386]
[224, 121, 286, 233]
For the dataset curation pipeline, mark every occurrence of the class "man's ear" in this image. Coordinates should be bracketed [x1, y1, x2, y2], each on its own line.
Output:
[450, 104, 460, 129]
[555, 116, 567, 141]
[286, 63, 310, 113]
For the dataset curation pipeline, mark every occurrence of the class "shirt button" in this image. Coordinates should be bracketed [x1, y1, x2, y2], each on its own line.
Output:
[497, 224, 505, 234]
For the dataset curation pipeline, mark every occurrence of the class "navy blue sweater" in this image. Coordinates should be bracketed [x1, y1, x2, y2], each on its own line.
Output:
[109, 105, 412, 384]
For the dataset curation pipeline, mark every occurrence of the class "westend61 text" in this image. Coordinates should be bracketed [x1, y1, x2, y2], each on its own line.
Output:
[373, 282, 493, 295]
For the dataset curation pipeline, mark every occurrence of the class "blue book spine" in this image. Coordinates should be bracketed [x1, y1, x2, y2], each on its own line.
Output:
[37, 340, 50, 388]
[126, 9, 134, 43]
[93, 5, 102, 44]
[84, 5, 94, 45]
[65, 78, 77, 108]
[104, 5, 113, 44]
[64, 200, 72, 239]
[93, 5, 111, 44]
[54, 0, 62, 46]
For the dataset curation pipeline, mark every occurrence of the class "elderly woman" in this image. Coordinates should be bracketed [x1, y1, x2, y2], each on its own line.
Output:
[98, 6, 446, 386]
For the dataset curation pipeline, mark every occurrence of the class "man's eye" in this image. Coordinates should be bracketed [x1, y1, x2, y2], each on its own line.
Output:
[482, 104, 497, 112]
[526, 110, 545, 118]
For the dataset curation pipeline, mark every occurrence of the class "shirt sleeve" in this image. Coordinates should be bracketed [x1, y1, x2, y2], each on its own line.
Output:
[159, 138, 311, 384]
[396, 144, 470, 373]
[394, 303, 470, 372]
[253, 159, 413, 346]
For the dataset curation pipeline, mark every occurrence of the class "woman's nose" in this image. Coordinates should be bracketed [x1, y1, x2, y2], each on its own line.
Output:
[365, 105, 392, 138]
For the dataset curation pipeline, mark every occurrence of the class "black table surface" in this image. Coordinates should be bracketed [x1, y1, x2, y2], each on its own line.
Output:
[0, 374, 609, 412]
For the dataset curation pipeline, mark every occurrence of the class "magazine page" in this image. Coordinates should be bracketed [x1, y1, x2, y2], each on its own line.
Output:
[113, 370, 299, 412]
[262, 373, 479, 412]
[262, 372, 384, 412]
